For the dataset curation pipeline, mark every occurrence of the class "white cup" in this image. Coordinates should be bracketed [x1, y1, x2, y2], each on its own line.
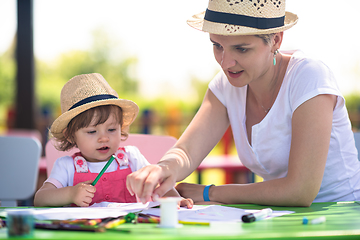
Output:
[158, 197, 182, 228]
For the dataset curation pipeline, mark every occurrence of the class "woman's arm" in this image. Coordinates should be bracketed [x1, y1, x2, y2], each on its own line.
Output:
[126, 89, 230, 203]
[177, 94, 336, 207]
[174, 88, 231, 179]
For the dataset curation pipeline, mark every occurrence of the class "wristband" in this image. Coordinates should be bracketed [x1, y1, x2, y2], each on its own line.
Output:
[203, 184, 215, 202]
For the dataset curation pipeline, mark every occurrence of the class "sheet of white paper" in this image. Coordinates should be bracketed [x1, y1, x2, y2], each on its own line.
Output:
[33, 207, 129, 220]
[90, 201, 160, 209]
[27, 202, 293, 222]
[33, 202, 157, 220]
[142, 205, 294, 222]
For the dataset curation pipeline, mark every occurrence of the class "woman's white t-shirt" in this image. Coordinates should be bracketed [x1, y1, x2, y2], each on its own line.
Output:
[209, 51, 360, 202]
[45, 145, 150, 188]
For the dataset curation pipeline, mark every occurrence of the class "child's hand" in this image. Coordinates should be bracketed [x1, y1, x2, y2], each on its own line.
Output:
[71, 180, 96, 207]
[178, 197, 194, 209]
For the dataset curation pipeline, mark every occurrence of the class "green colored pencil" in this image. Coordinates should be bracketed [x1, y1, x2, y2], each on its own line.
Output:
[92, 155, 115, 186]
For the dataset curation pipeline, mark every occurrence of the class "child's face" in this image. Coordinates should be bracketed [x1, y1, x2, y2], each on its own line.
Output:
[74, 113, 122, 162]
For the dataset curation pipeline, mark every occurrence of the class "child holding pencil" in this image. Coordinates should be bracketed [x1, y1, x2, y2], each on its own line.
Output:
[34, 73, 193, 208]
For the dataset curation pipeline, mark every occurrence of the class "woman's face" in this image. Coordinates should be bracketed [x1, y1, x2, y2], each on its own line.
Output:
[210, 34, 274, 88]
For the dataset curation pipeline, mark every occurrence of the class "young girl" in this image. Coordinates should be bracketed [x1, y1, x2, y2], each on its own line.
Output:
[34, 73, 193, 208]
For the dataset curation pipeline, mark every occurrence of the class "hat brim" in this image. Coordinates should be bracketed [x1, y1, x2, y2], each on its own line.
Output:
[187, 11, 298, 35]
[50, 98, 139, 139]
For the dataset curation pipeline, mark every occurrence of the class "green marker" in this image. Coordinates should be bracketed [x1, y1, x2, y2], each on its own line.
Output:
[92, 155, 115, 186]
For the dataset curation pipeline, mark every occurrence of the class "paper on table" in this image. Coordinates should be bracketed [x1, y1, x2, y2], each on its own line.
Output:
[33, 207, 127, 220]
[142, 205, 294, 222]
[16, 202, 293, 222]
[90, 201, 160, 209]
[33, 202, 158, 220]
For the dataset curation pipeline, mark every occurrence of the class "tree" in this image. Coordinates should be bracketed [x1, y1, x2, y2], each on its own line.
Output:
[0, 36, 16, 108]
[36, 28, 139, 112]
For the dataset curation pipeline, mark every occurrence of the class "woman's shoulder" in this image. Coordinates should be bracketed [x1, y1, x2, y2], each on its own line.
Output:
[284, 51, 341, 110]
[288, 51, 331, 74]
[285, 50, 336, 91]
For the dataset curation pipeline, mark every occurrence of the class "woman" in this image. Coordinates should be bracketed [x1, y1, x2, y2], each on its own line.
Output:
[126, 0, 360, 206]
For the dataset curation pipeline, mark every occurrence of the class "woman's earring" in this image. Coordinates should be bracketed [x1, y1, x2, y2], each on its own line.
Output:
[273, 49, 279, 66]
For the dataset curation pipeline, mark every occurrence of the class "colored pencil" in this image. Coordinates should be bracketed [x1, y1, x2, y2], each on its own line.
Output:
[92, 155, 115, 186]
[104, 218, 126, 229]
[137, 216, 160, 223]
[178, 221, 210, 226]
[35, 222, 105, 232]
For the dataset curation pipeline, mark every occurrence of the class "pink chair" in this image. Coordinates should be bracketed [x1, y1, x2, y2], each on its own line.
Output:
[44, 133, 177, 177]
[44, 139, 79, 177]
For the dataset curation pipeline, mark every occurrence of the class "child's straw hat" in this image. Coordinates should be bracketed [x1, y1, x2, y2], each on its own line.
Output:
[187, 0, 298, 35]
[50, 73, 139, 139]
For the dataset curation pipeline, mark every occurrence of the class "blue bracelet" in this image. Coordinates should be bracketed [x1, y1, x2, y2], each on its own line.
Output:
[203, 184, 215, 202]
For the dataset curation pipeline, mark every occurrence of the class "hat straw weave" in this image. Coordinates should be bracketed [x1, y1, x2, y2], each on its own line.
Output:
[50, 73, 139, 139]
[187, 0, 298, 35]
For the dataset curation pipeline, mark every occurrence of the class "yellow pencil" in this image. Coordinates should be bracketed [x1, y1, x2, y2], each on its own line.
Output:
[104, 218, 126, 229]
[178, 220, 210, 226]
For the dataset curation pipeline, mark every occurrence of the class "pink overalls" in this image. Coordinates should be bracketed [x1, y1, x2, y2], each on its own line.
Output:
[72, 147, 137, 206]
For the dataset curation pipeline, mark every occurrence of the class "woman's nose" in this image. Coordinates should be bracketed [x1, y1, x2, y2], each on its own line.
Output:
[220, 50, 236, 69]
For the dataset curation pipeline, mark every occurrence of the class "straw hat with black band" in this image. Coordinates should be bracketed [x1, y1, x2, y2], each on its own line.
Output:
[50, 73, 139, 139]
[187, 0, 298, 35]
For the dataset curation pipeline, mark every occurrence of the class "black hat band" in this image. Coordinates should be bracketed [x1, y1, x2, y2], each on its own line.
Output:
[68, 94, 118, 111]
[204, 9, 285, 30]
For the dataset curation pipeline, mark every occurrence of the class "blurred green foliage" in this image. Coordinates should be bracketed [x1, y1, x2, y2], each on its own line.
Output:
[344, 94, 360, 112]
[2, 28, 360, 134]
[36, 29, 139, 111]
[0, 43, 16, 107]
[0, 29, 209, 134]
